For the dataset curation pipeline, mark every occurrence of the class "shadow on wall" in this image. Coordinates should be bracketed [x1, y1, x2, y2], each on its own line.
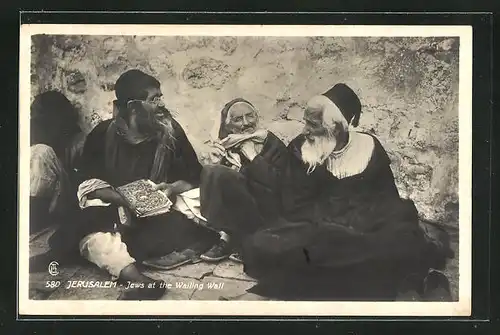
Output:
[30, 35, 460, 224]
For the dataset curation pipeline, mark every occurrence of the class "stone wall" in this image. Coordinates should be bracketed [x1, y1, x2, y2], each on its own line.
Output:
[30, 35, 459, 223]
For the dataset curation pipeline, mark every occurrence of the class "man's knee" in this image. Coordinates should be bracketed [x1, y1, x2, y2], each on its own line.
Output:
[79, 232, 135, 278]
[201, 164, 244, 184]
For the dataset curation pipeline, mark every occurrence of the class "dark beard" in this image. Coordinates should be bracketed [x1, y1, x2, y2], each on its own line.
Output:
[135, 106, 176, 150]
[136, 108, 159, 135]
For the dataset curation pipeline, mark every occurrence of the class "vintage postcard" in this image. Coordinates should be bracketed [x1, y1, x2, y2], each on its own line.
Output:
[19, 24, 472, 317]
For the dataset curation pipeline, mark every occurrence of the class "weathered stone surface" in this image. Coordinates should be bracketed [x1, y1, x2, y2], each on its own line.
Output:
[218, 37, 238, 55]
[306, 36, 349, 60]
[65, 70, 87, 93]
[47, 266, 123, 300]
[29, 288, 52, 300]
[30, 36, 459, 224]
[182, 57, 231, 90]
[29, 266, 80, 295]
[190, 276, 256, 301]
[29, 225, 58, 258]
[142, 272, 200, 300]
[213, 260, 255, 282]
[446, 238, 459, 301]
[220, 292, 269, 301]
[158, 262, 216, 280]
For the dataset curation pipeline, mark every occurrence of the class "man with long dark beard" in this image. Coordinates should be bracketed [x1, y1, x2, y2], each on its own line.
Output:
[74, 70, 218, 300]
[241, 84, 453, 301]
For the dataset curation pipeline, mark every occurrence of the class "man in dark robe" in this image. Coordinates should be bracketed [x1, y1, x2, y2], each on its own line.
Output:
[73, 70, 218, 300]
[30, 91, 86, 235]
[242, 84, 453, 301]
[199, 98, 289, 262]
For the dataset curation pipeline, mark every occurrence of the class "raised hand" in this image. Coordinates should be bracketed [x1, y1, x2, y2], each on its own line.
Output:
[207, 140, 226, 164]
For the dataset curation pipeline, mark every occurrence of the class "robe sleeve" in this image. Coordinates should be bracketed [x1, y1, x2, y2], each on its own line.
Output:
[363, 135, 401, 199]
[242, 133, 288, 190]
[240, 132, 289, 218]
[171, 119, 203, 186]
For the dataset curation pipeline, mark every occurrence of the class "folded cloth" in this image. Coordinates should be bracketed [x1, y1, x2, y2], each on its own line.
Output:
[77, 178, 113, 209]
[220, 129, 268, 171]
[221, 129, 268, 150]
[173, 188, 208, 226]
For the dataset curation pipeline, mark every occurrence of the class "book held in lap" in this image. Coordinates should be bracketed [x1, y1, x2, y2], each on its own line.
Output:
[116, 179, 173, 218]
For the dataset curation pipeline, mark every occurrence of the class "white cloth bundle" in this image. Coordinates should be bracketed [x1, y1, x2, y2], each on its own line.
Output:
[173, 188, 208, 226]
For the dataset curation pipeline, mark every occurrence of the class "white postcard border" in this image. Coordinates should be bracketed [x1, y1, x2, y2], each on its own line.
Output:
[18, 24, 473, 317]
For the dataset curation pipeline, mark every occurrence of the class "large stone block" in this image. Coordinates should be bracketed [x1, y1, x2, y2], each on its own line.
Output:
[190, 276, 256, 301]
[182, 57, 231, 90]
[47, 266, 123, 300]
[30, 35, 459, 224]
[213, 261, 255, 282]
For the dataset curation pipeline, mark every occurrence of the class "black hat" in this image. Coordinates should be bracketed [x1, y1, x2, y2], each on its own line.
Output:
[322, 83, 362, 127]
[114, 69, 160, 105]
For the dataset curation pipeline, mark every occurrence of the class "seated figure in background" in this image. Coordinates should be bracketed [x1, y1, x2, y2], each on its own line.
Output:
[241, 84, 454, 301]
[199, 98, 289, 263]
[30, 91, 86, 235]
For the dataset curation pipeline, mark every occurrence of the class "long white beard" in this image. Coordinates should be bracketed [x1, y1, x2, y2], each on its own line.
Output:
[300, 135, 337, 174]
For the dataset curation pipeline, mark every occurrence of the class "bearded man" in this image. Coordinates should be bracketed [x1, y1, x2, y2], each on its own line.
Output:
[73, 70, 218, 300]
[198, 98, 289, 263]
[241, 84, 453, 301]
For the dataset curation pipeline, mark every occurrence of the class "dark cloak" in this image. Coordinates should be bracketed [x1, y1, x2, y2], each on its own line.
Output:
[53, 118, 218, 261]
[200, 131, 289, 242]
[241, 133, 452, 300]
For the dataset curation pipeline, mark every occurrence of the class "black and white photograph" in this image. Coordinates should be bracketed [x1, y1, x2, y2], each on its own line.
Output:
[19, 24, 472, 316]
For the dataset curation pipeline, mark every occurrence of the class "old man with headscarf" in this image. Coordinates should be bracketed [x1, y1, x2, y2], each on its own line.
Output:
[73, 70, 218, 300]
[241, 84, 453, 301]
[198, 98, 289, 263]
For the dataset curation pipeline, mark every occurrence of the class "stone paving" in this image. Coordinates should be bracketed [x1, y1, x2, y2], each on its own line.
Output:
[28, 225, 459, 301]
[28, 226, 263, 301]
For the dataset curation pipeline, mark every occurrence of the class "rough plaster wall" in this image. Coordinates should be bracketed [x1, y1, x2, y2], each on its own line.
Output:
[30, 35, 459, 224]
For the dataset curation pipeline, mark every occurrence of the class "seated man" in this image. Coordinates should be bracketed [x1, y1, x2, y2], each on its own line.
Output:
[74, 70, 218, 300]
[30, 91, 86, 235]
[199, 98, 289, 262]
[241, 84, 453, 301]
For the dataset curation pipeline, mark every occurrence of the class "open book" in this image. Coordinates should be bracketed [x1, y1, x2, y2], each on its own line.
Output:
[116, 179, 173, 218]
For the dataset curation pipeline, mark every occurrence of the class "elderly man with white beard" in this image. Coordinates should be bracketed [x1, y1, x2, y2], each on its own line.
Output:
[241, 84, 453, 301]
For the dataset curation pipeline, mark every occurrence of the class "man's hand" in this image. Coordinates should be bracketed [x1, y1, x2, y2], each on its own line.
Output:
[152, 182, 174, 197]
[152, 180, 194, 198]
[207, 140, 226, 164]
[239, 141, 259, 161]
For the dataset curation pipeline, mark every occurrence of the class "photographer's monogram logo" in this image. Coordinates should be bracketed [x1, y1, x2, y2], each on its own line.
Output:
[48, 261, 59, 276]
